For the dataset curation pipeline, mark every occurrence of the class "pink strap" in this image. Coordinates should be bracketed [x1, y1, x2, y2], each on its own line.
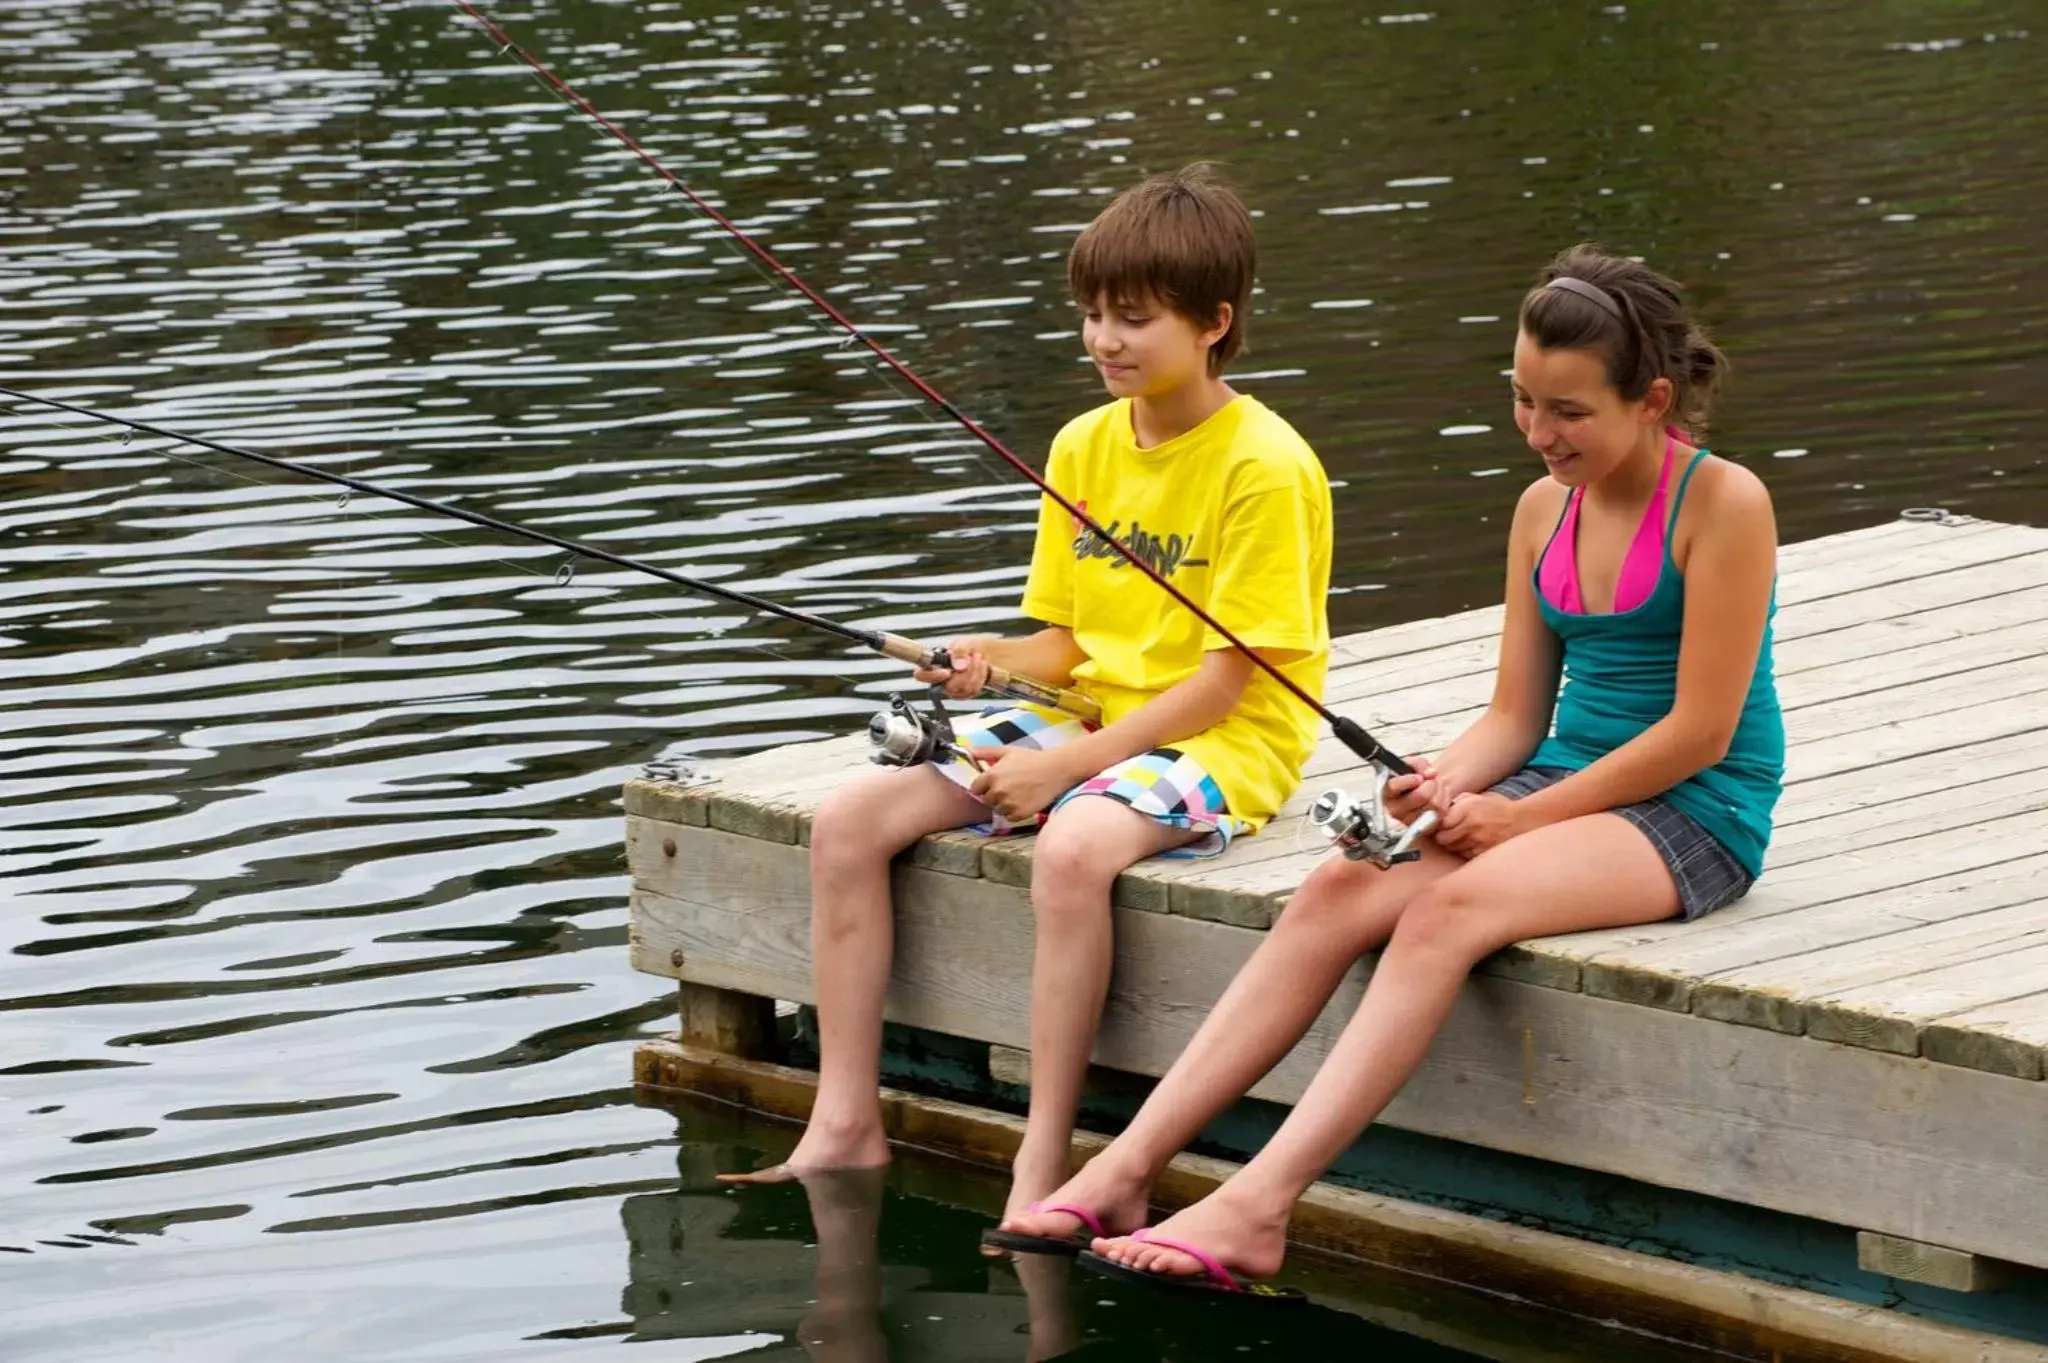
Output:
[1028, 1201, 1105, 1239]
[1132, 1227, 1243, 1292]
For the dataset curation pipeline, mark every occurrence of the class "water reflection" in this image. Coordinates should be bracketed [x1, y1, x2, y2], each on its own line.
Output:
[1, 0, 2043, 1356]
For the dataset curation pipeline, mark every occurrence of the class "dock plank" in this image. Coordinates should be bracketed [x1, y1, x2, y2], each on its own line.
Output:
[1923, 992, 2048, 1081]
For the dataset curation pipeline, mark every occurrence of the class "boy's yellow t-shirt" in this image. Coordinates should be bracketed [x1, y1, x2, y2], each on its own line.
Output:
[1020, 394, 1332, 830]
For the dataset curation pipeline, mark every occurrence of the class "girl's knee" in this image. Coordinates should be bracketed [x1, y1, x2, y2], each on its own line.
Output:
[1386, 875, 1494, 962]
[1276, 857, 1413, 933]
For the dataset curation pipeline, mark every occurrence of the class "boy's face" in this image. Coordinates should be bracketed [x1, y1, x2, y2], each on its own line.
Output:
[1079, 291, 1229, 400]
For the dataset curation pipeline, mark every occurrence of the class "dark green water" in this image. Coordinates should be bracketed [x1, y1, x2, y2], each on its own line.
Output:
[1, 0, 2043, 1357]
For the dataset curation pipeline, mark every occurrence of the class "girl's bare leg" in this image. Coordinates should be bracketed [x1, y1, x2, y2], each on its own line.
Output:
[1003, 838, 1461, 1240]
[1098, 812, 1681, 1281]
[1001, 797, 1197, 1223]
[720, 766, 986, 1181]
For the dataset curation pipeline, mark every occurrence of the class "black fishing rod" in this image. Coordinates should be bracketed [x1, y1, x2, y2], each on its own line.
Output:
[0, 386, 1099, 733]
[443, 0, 1415, 788]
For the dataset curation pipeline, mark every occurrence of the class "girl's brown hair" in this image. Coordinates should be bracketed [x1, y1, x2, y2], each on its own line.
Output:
[1519, 245, 1728, 437]
[1068, 164, 1256, 373]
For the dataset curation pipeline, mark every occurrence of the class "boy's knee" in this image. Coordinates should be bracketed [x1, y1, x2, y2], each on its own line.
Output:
[809, 776, 906, 872]
[1028, 829, 1120, 913]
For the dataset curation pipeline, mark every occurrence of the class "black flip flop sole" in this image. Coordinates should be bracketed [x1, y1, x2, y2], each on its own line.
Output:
[980, 1226, 1088, 1256]
[1076, 1250, 1309, 1305]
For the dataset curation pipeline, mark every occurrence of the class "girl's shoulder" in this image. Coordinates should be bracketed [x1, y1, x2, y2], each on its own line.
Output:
[1673, 452, 1777, 564]
[1510, 475, 1571, 551]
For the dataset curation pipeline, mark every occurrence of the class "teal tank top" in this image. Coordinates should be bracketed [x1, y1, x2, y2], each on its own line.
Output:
[1527, 451, 1785, 877]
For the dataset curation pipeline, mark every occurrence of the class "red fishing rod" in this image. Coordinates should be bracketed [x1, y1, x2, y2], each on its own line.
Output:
[444, 0, 1413, 786]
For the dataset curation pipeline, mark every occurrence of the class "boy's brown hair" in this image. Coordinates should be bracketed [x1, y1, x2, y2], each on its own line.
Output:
[1067, 164, 1256, 373]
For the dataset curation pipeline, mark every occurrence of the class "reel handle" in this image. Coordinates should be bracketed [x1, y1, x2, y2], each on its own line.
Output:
[874, 632, 1101, 724]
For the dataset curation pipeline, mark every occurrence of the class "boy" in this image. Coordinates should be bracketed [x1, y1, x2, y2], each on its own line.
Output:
[723, 166, 1333, 1251]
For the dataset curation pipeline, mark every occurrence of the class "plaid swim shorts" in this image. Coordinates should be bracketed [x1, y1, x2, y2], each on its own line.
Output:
[933, 705, 1249, 857]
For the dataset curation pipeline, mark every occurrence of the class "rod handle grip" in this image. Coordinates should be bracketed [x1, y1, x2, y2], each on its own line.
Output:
[1332, 716, 1413, 777]
[873, 633, 1100, 723]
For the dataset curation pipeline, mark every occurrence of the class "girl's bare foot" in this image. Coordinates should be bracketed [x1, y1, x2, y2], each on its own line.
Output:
[1091, 1182, 1289, 1284]
[998, 1148, 1152, 1242]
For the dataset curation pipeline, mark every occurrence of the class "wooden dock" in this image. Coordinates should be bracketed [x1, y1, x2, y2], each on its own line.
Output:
[626, 514, 2048, 1338]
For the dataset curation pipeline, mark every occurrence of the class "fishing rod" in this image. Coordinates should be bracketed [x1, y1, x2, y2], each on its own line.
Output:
[447, 1, 1434, 864]
[0, 386, 1097, 768]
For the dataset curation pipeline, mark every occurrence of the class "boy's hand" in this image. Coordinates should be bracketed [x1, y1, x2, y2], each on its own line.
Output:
[1433, 791, 1529, 858]
[913, 637, 992, 700]
[1384, 756, 1447, 824]
[968, 746, 1076, 822]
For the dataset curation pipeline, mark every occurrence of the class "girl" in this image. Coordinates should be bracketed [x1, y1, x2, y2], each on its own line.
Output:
[1001, 244, 1784, 1296]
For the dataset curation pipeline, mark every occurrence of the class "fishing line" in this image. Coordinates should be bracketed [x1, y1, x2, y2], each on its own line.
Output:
[0, 387, 1088, 723]
[444, 0, 1411, 777]
[2, 403, 906, 766]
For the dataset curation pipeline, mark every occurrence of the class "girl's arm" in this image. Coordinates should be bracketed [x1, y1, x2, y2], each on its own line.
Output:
[1508, 461, 1776, 829]
[1418, 481, 1564, 804]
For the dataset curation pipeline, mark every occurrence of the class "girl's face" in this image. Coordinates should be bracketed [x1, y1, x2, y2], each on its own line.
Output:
[1510, 329, 1672, 486]
[1080, 291, 1230, 401]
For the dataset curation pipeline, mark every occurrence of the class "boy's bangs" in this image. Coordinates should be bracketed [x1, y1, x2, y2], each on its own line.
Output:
[1065, 165, 1256, 368]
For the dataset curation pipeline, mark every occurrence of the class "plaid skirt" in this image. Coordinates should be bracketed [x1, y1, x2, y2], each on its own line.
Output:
[1488, 766, 1753, 921]
[933, 705, 1247, 857]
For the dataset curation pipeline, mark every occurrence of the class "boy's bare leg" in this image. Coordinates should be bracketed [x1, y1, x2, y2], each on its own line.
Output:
[720, 766, 986, 1181]
[1001, 844, 1455, 1239]
[1098, 813, 1681, 1282]
[1001, 798, 1198, 1224]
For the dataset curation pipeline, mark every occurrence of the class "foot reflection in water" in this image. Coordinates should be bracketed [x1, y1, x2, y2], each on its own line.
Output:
[618, 1100, 1667, 1361]
[794, 1168, 890, 1363]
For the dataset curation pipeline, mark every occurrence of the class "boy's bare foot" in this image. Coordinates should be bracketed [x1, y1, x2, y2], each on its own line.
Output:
[715, 1111, 890, 1184]
[997, 1148, 1151, 1242]
[1090, 1182, 1289, 1284]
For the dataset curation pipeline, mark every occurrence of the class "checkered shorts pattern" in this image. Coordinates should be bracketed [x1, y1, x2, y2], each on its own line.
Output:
[934, 705, 1245, 856]
[1489, 766, 1753, 920]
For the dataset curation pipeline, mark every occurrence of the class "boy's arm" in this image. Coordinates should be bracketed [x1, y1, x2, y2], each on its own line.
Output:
[941, 628, 1087, 688]
[966, 647, 1268, 821]
[1047, 647, 1256, 775]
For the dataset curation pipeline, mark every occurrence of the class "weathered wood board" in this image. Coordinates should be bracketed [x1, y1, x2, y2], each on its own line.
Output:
[629, 823, 2048, 1270]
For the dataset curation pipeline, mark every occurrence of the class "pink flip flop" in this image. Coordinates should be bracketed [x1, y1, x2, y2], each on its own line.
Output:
[979, 1200, 1109, 1257]
[1077, 1227, 1307, 1304]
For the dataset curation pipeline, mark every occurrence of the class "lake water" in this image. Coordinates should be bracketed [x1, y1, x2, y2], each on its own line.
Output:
[1, 0, 2042, 1357]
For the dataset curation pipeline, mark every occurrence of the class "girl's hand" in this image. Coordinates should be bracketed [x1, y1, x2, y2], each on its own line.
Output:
[968, 746, 1077, 821]
[1433, 791, 1530, 858]
[1384, 756, 1448, 824]
[914, 637, 992, 700]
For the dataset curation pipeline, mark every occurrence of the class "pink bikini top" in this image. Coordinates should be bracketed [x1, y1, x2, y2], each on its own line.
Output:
[1538, 435, 1677, 616]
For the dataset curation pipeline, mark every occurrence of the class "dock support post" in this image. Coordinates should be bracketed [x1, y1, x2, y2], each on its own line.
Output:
[679, 981, 777, 1061]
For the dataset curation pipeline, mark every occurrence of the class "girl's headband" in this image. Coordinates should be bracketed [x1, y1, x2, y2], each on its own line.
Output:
[1546, 276, 1622, 320]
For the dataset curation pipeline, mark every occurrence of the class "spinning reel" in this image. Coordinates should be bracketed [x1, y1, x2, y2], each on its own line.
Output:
[1307, 767, 1440, 868]
[867, 687, 967, 768]
[867, 647, 975, 768]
